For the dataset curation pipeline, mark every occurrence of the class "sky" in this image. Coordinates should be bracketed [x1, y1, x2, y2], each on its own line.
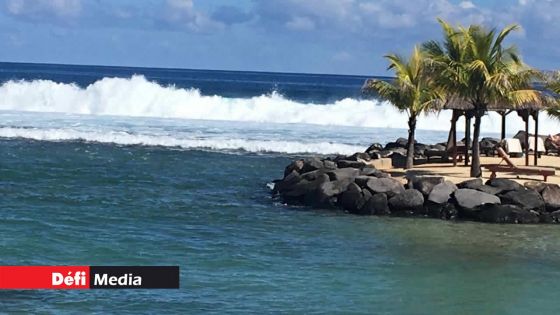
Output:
[0, 0, 559, 76]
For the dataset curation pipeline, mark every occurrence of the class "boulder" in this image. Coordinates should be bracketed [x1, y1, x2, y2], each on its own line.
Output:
[414, 143, 429, 156]
[323, 160, 338, 170]
[346, 152, 371, 162]
[477, 185, 504, 195]
[396, 137, 413, 147]
[388, 189, 424, 212]
[284, 159, 304, 177]
[457, 178, 483, 190]
[551, 210, 560, 223]
[283, 174, 330, 198]
[384, 138, 407, 150]
[427, 202, 458, 220]
[365, 143, 383, 153]
[301, 169, 327, 181]
[499, 189, 545, 212]
[276, 171, 302, 193]
[301, 157, 325, 173]
[354, 176, 371, 188]
[390, 147, 408, 156]
[539, 212, 554, 224]
[360, 193, 390, 215]
[360, 167, 389, 178]
[480, 137, 499, 156]
[524, 181, 548, 193]
[454, 189, 501, 210]
[339, 183, 367, 212]
[485, 178, 523, 192]
[312, 178, 353, 206]
[428, 181, 458, 204]
[541, 185, 560, 211]
[336, 160, 366, 169]
[366, 178, 405, 197]
[408, 175, 445, 197]
[477, 204, 539, 224]
[327, 168, 360, 181]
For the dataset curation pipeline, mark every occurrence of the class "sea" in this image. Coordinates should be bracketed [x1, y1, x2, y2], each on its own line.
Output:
[1, 62, 560, 314]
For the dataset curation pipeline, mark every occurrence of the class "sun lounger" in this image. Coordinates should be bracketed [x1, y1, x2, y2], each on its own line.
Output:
[425, 144, 466, 164]
[483, 147, 555, 181]
[529, 137, 545, 154]
[501, 138, 523, 157]
[546, 134, 560, 155]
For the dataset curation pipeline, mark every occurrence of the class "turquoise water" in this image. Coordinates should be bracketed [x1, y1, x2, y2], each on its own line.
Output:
[1, 63, 559, 314]
[2, 139, 560, 314]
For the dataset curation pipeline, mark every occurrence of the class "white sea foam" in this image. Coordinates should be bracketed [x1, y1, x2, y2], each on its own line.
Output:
[0, 75, 557, 134]
[0, 127, 364, 155]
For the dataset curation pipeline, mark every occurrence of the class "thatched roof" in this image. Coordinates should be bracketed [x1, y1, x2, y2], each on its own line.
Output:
[443, 94, 556, 112]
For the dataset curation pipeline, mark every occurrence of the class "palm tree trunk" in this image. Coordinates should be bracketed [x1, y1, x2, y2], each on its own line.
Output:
[406, 116, 416, 170]
[470, 113, 482, 177]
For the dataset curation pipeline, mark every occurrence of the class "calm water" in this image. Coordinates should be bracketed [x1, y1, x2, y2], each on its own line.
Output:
[0, 63, 559, 314]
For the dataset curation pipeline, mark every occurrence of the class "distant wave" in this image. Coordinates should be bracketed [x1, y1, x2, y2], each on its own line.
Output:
[0, 127, 364, 155]
[0, 75, 557, 134]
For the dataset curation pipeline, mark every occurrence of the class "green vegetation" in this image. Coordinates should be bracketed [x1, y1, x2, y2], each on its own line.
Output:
[367, 18, 556, 177]
[364, 47, 441, 169]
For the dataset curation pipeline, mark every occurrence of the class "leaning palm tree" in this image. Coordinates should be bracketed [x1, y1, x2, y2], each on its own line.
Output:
[423, 19, 548, 177]
[364, 47, 441, 169]
[545, 72, 560, 118]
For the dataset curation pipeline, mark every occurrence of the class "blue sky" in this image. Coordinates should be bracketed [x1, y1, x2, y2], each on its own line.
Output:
[0, 0, 558, 75]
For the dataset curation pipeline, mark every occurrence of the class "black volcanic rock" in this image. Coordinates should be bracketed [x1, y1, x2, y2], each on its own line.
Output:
[454, 189, 501, 210]
[428, 181, 458, 204]
[366, 178, 405, 197]
[361, 193, 390, 215]
[408, 175, 445, 197]
[499, 189, 545, 212]
[284, 159, 304, 177]
[542, 185, 560, 211]
[301, 157, 325, 173]
[457, 178, 483, 190]
[485, 178, 524, 192]
[477, 204, 539, 224]
[327, 168, 360, 181]
[346, 152, 371, 162]
[388, 189, 424, 212]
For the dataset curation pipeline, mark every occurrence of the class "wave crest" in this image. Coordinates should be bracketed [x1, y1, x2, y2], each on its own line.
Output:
[0, 126, 364, 155]
[0, 75, 556, 134]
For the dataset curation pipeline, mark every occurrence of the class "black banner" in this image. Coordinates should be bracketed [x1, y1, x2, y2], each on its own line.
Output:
[89, 266, 179, 289]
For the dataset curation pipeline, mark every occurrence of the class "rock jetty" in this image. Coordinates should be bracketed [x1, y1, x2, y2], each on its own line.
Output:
[272, 154, 560, 224]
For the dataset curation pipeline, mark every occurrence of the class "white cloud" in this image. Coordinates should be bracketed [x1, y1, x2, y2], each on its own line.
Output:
[163, 0, 223, 33]
[5, 0, 81, 18]
[285, 16, 315, 31]
[459, 1, 476, 9]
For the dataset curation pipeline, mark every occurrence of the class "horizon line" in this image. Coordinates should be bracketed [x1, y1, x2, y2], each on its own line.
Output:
[0, 60, 394, 79]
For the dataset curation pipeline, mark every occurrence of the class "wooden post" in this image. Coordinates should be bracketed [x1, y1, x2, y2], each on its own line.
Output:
[534, 110, 539, 166]
[524, 111, 530, 166]
[465, 113, 471, 166]
[453, 115, 458, 167]
[500, 111, 506, 140]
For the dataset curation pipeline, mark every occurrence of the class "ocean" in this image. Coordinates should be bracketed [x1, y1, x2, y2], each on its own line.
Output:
[1, 62, 560, 314]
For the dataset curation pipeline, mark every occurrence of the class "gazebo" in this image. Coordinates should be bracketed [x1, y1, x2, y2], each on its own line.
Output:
[444, 99, 546, 167]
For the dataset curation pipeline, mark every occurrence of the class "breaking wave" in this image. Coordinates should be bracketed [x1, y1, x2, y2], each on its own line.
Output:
[0, 75, 443, 130]
[0, 75, 557, 134]
[0, 127, 364, 155]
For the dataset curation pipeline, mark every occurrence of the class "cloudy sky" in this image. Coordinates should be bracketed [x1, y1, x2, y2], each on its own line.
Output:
[0, 0, 558, 75]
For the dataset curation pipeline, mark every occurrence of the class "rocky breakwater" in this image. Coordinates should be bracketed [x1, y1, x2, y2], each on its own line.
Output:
[272, 156, 560, 224]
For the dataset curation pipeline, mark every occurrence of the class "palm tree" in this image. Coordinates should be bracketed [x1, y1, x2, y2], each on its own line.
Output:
[423, 19, 547, 177]
[545, 72, 560, 118]
[364, 47, 441, 169]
